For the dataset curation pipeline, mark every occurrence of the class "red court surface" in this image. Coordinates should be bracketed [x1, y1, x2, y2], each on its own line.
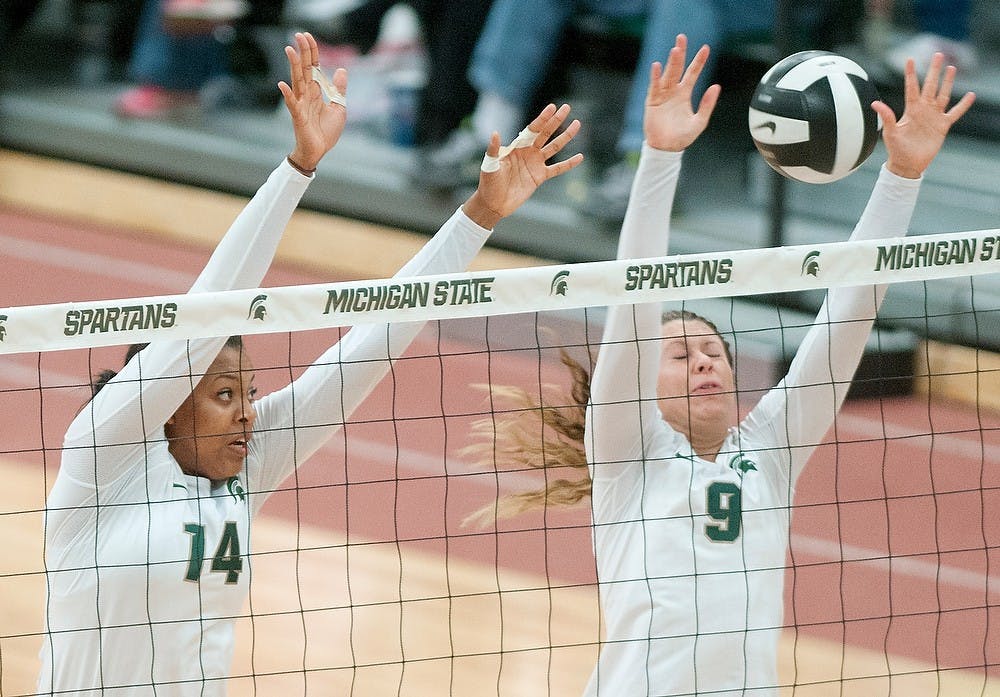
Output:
[2, 204, 998, 686]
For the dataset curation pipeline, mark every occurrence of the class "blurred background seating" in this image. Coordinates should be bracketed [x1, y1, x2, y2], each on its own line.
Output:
[2, 0, 998, 347]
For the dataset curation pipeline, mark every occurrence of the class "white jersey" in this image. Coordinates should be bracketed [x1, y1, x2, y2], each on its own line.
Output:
[583, 145, 921, 696]
[39, 160, 492, 696]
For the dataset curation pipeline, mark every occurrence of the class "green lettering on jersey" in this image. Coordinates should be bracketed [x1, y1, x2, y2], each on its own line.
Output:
[183, 521, 243, 584]
[705, 481, 742, 542]
[183, 523, 205, 582]
[211, 522, 243, 584]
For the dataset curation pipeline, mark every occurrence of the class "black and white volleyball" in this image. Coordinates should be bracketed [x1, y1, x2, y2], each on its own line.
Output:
[749, 51, 881, 184]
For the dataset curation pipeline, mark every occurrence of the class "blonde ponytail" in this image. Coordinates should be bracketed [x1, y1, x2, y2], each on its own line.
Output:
[462, 349, 593, 527]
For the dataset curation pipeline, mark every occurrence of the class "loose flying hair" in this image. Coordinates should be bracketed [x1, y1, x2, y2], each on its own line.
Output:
[90, 336, 245, 398]
[463, 311, 731, 526]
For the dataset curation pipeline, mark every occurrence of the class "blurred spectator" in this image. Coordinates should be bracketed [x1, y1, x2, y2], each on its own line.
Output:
[296, 0, 493, 152]
[879, 0, 978, 74]
[421, 0, 776, 222]
[115, 0, 227, 118]
[297, 0, 391, 57]
[160, 0, 248, 33]
[115, 0, 287, 118]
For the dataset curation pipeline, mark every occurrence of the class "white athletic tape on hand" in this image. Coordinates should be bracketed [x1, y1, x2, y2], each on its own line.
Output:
[312, 65, 347, 108]
[480, 126, 539, 172]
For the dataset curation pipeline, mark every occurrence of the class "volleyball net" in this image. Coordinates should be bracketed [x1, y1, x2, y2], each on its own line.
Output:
[2, 229, 999, 695]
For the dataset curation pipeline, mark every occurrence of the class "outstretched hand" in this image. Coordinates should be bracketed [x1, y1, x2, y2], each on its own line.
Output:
[462, 103, 584, 229]
[278, 32, 348, 172]
[644, 34, 720, 152]
[874, 52, 975, 179]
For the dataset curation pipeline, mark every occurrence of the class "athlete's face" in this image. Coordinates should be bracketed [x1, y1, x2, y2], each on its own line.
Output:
[656, 318, 737, 442]
[165, 345, 257, 481]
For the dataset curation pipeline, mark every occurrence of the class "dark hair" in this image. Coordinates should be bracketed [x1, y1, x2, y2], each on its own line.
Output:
[90, 336, 244, 398]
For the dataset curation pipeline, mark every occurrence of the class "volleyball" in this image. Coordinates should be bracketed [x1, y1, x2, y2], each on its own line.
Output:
[748, 50, 881, 184]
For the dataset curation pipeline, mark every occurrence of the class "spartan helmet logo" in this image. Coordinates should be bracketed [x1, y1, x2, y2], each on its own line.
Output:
[801, 251, 821, 277]
[0, 314, 6, 341]
[248, 294, 268, 321]
[227, 476, 246, 502]
[550, 270, 570, 296]
[728, 453, 758, 476]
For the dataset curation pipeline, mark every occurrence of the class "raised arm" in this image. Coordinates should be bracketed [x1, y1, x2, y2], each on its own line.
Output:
[196, 31, 346, 294]
[62, 33, 348, 484]
[749, 53, 975, 482]
[248, 104, 585, 501]
[586, 36, 720, 477]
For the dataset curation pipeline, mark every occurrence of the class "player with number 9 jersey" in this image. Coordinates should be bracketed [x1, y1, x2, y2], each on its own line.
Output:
[582, 36, 973, 696]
